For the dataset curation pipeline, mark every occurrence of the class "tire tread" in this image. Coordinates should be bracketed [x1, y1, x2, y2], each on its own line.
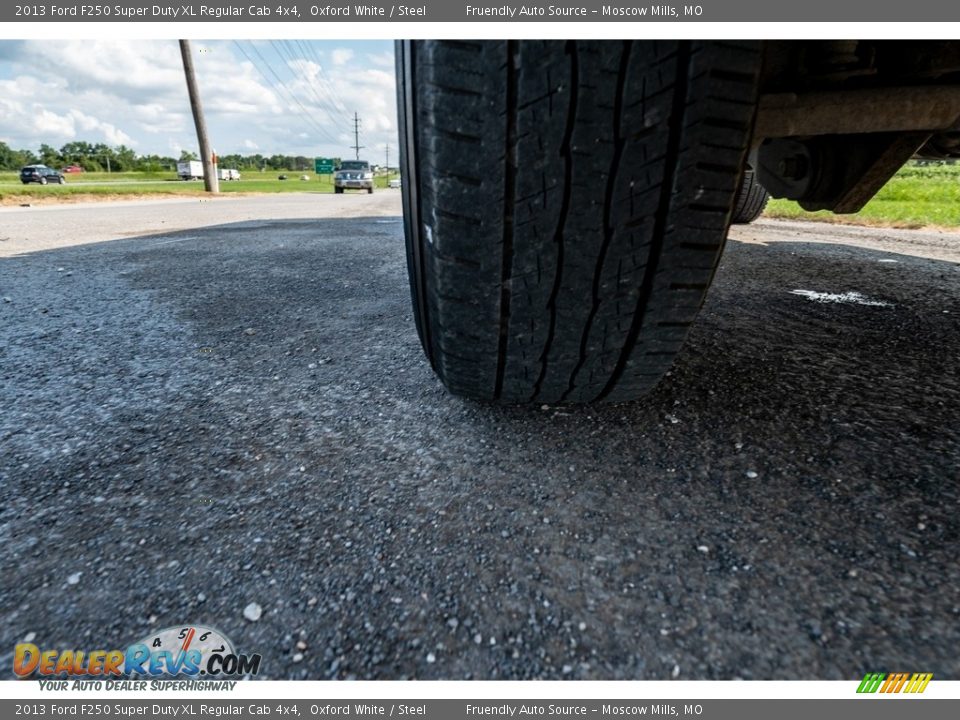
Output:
[401, 40, 761, 403]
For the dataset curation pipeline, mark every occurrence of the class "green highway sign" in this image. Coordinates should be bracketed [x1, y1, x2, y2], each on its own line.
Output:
[315, 157, 336, 174]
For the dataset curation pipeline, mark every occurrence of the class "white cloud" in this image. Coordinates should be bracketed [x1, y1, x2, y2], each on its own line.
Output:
[134, 103, 188, 134]
[29, 40, 184, 93]
[367, 51, 395, 68]
[331, 48, 355, 66]
[0, 40, 396, 159]
[67, 109, 135, 147]
[32, 108, 75, 139]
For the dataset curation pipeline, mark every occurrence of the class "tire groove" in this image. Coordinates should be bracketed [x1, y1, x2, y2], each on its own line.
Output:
[598, 41, 692, 401]
[494, 41, 518, 400]
[562, 40, 633, 402]
[532, 40, 578, 401]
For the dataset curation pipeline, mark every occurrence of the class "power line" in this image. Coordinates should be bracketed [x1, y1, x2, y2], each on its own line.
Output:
[274, 40, 346, 133]
[293, 39, 350, 119]
[293, 39, 351, 124]
[248, 40, 337, 143]
[233, 40, 338, 145]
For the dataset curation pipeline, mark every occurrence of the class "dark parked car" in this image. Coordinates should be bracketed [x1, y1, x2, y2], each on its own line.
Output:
[20, 165, 66, 185]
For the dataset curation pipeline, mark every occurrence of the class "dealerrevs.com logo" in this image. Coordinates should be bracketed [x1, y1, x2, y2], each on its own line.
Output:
[14, 625, 261, 678]
[857, 672, 933, 694]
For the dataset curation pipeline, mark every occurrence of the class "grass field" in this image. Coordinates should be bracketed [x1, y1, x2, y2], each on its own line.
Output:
[765, 162, 960, 228]
[0, 170, 399, 204]
[5, 163, 959, 229]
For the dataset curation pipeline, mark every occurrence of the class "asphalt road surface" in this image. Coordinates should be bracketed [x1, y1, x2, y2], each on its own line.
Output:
[1, 193, 958, 680]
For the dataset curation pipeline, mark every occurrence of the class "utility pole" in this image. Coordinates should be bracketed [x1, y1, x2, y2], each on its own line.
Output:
[350, 112, 364, 160]
[179, 39, 219, 193]
[385, 143, 390, 172]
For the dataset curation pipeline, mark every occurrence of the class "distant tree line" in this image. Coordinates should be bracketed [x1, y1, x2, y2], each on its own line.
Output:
[0, 140, 339, 172]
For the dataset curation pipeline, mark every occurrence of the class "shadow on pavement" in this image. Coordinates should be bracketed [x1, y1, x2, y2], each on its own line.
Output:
[0, 218, 957, 680]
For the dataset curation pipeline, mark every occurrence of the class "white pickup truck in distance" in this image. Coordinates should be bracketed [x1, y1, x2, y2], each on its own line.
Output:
[334, 161, 374, 194]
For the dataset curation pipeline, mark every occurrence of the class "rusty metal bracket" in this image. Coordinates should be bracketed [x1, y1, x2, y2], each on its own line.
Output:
[757, 131, 932, 213]
[817, 132, 930, 213]
[755, 86, 960, 138]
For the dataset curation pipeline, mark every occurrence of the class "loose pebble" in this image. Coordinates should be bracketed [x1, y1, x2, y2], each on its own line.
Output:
[243, 603, 263, 622]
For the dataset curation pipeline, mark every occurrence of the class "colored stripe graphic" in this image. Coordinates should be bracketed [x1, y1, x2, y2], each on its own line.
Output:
[857, 672, 932, 694]
[857, 672, 886, 693]
[905, 673, 934, 693]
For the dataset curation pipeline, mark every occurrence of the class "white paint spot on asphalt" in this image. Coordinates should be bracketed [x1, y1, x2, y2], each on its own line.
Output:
[877, 259, 899, 263]
[790, 290, 892, 307]
[153, 236, 198, 246]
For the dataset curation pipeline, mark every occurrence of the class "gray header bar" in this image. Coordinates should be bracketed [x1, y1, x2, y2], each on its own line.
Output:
[3, 700, 960, 720]
[6, 1, 960, 23]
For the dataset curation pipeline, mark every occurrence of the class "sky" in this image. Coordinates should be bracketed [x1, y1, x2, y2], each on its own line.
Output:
[0, 39, 397, 162]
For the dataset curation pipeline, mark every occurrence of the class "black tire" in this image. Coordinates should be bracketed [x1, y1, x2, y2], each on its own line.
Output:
[39, 177, 47, 185]
[368, 187, 374, 194]
[334, 187, 343, 194]
[397, 40, 761, 404]
[58, 177, 66, 185]
[731, 167, 769, 224]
